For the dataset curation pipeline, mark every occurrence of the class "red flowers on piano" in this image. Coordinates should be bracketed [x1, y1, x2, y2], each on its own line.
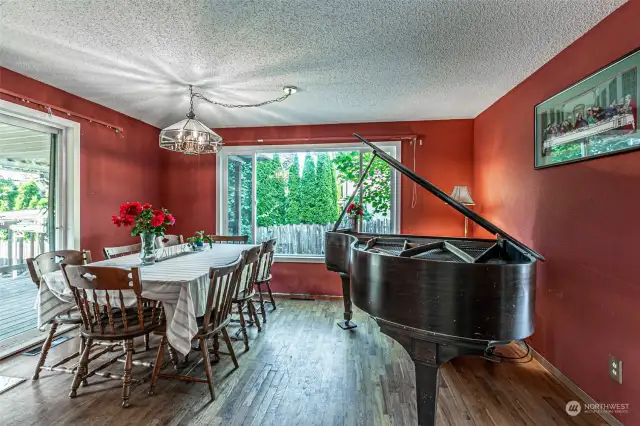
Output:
[346, 202, 364, 217]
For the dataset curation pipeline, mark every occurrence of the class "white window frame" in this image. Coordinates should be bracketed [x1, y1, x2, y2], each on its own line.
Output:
[0, 99, 81, 250]
[216, 141, 401, 263]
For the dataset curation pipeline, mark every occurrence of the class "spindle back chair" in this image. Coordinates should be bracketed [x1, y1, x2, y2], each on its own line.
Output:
[155, 234, 184, 248]
[61, 264, 161, 407]
[149, 255, 244, 400]
[232, 245, 262, 350]
[26, 249, 92, 380]
[103, 243, 142, 259]
[27, 250, 91, 287]
[209, 235, 248, 244]
[254, 238, 277, 323]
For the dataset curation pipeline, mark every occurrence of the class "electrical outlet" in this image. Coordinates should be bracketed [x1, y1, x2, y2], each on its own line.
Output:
[609, 355, 623, 384]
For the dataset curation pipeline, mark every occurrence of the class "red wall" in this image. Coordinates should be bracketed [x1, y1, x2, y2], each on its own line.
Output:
[473, 1, 640, 423]
[0, 65, 475, 295]
[161, 120, 475, 295]
[158, 151, 217, 237]
[0, 67, 162, 259]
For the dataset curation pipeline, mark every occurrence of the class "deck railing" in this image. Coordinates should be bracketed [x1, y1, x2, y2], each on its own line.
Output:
[0, 209, 48, 276]
[0, 230, 48, 276]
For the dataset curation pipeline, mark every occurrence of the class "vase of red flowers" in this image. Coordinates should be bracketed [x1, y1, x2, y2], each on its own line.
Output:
[346, 202, 364, 232]
[112, 201, 175, 265]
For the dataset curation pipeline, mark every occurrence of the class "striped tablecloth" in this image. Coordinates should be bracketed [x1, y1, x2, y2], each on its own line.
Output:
[36, 243, 257, 355]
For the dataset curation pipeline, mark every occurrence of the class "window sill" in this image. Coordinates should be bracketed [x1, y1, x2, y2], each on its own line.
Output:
[274, 255, 325, 264]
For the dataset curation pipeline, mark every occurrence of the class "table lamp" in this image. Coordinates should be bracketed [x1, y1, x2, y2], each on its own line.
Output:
[449, 185, 475, 237]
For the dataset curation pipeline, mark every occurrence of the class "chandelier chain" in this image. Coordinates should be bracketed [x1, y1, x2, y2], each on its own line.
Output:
[191, 90, 293, 109]
[189, 85, 195, 113]
[160, 84, 296, 154]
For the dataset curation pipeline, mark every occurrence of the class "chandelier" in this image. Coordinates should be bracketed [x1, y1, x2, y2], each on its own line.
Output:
[159, 85, 297, 155]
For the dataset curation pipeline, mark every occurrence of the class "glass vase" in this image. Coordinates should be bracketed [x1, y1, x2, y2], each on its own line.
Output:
[139, 231, 156, 265]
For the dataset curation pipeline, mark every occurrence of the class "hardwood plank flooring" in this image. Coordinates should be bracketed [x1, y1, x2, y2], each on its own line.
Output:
[0, 299, 607, 425]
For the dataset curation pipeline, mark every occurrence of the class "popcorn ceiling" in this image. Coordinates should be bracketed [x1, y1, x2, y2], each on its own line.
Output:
[0, 0, 625, 128]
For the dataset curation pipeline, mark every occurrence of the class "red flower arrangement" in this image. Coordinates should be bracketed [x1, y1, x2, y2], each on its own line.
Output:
[112, 201, 175, 236]
[346, 202, 364, 217]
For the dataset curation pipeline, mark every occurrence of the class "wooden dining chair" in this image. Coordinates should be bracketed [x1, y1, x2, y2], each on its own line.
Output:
[254, 238, 277, 323]
[27, 249, 92, 380]
[148, 255, 243, 400]
[61, 264, 161, 408]
[209, 235, 249, 244]
[103, 243, 142, 259]
[232, 245, 262, 350]
[155, 234, 184, 248]
[104, 242, 156, 351]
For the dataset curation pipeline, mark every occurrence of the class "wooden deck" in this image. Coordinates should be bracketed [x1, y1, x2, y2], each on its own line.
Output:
[0, 274, 38, 342]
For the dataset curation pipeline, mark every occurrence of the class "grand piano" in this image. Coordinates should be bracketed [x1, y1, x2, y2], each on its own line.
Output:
[325, 134, 544, 426]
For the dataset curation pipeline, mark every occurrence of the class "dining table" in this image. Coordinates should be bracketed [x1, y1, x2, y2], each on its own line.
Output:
[35, 243, 259, 356]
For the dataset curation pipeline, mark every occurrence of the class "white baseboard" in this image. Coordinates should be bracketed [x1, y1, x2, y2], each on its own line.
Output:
[522, 342, 624, 426]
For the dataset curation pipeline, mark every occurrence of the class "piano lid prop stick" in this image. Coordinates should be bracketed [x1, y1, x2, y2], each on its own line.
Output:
[332, 152, 378, 232]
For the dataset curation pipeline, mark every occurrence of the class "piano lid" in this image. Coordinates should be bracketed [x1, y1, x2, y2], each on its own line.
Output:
[353, 134, 545, 262]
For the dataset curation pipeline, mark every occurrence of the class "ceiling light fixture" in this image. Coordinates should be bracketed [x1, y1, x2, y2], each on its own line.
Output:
[159, 85, 298, 155]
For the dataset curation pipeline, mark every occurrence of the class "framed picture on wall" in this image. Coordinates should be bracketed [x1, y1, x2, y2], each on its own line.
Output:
[534, 48, 640, 169]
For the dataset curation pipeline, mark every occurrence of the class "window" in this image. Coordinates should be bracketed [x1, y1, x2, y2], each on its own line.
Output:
[217, 142, 401, 260]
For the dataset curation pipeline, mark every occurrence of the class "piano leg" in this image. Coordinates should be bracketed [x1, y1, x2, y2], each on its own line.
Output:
[414, 361, 440, 426]
[376, 319, 488, 426]
[337, 273, 357, 329]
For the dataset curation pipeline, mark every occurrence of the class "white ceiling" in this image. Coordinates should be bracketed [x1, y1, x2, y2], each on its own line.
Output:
[0, 0, 626, 129]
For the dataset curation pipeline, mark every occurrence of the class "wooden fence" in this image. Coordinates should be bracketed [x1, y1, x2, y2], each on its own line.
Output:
[256, 218, 390, 256]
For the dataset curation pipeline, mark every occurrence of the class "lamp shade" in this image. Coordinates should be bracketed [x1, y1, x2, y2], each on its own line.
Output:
[159, 117, 223, 155]
[449, 185, 475, 205]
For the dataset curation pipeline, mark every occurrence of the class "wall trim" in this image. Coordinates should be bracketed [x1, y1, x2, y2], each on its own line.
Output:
[523, 343, 624, 426]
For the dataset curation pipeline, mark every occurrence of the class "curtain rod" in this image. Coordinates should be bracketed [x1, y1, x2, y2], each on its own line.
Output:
[224, 134, 418, 145]
[0, 88, 125, 134]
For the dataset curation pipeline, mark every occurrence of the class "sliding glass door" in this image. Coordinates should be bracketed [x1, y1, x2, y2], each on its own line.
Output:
[0, 116, 59, 347]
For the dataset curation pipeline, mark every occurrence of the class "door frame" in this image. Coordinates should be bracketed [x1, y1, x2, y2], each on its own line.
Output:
[0, 99, 81, 250]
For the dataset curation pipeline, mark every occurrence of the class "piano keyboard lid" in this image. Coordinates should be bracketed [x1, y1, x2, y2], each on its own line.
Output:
[334, 134, 544, 262]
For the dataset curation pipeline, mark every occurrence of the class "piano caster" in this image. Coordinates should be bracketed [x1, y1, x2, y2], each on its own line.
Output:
[482, 352, 503, 364]
[337, 320, 357, 330]
[482, 341, 508, 363]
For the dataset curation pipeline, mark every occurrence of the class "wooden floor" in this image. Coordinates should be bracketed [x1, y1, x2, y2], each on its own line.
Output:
[0, 274, 38, 341]
[0, 298, 607, 426]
